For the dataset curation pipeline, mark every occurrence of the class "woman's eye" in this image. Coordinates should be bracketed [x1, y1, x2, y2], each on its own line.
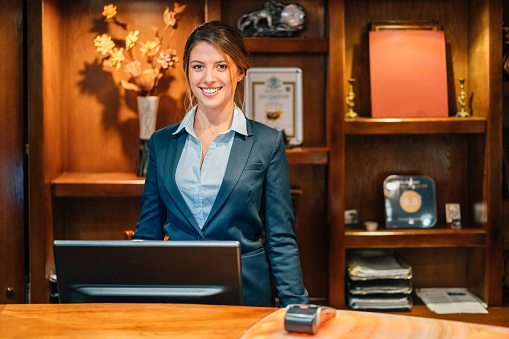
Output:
[192, 64, 203, 70]
[217, 64, 228, 70]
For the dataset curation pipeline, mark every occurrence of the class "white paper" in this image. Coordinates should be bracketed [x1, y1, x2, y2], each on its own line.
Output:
[416, 288, 488, 314]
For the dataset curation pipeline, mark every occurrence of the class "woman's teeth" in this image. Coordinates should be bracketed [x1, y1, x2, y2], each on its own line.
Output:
[203, 87, 220, 94]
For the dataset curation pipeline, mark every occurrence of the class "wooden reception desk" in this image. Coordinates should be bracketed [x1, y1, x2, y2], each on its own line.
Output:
[1, 303, 508, 338]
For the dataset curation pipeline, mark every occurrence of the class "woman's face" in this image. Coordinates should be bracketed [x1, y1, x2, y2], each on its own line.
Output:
[188, 41, 244, 112]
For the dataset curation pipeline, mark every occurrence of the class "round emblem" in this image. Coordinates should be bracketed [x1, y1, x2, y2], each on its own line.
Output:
[399, 190, 422, 213]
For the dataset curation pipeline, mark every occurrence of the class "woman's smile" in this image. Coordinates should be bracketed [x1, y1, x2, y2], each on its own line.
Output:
[201, 87, 222, 95]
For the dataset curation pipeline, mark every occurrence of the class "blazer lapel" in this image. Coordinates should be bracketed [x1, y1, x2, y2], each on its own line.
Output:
[164, 131, 204, 236]
[204, 121, 254, 229]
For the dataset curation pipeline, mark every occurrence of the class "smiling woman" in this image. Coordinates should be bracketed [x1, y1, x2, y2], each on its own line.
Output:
[187, 41, 244, 139]
[182, 21, 251, 113]
[132, 20, 308, 308]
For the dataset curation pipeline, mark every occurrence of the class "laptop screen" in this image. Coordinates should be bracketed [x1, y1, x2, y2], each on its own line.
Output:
[53, 240, 243, 305]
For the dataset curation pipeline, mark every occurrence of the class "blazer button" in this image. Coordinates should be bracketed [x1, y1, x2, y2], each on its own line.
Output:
[198, 235, 205, 240]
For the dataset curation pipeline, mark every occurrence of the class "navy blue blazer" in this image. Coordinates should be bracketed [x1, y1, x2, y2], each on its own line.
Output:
[133, 117, 308, 307]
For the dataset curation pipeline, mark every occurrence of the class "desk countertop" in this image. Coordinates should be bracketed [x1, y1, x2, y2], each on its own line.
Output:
[1, 303, 509, 338]
[0, 303, 274, 338]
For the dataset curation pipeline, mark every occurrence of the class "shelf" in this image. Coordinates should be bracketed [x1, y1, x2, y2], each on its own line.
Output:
[51, 148, 328, 197]
[286, 147, 328, 165]
[344, 229, 486, 248]
[52, 172, 307, 198]
[51, 172, 145, 197]
[345, 117, 487, 135]
[244, 37, 328, 53]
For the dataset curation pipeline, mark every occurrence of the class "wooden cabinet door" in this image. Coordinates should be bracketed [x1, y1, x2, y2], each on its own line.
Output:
[0, 0, 26, 303]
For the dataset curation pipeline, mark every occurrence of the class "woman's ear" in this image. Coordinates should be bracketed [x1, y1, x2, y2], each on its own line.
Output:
[237, 68, 246, 83]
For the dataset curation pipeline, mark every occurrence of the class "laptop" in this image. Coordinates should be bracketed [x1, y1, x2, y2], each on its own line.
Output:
[53, 240, 243, 305]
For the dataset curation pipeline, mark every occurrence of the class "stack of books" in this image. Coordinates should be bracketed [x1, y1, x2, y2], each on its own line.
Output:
[346, 250, 413, 310]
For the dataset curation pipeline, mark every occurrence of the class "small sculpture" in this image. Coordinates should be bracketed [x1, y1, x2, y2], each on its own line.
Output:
[345, 78, 358, 119]
[237, 0, 306, 37]
[456, 78, 470, 118]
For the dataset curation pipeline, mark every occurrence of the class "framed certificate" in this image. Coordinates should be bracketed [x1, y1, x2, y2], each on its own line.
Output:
[244, 67, 303, 146]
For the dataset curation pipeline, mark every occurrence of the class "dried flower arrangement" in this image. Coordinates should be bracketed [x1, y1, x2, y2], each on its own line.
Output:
[93, 3, 186, 96]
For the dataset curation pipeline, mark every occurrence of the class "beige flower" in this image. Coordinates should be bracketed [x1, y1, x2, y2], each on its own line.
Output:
[163, 9, 177, 27]
[157, 49, 178, 69]
[102, 4, 117, 19]
[174, 3, 186, 14]
[125, 30, 139, 51]
[138, 69, 158, 92]
[107, 48, 125, 69]
[94, 34, 115, 55]
[139, 41, 160, 58]
[120, 80, 139, 93]
[94, 3, 185, 96]
[164, 3, 186, 27]
[124, 61, 142, 78]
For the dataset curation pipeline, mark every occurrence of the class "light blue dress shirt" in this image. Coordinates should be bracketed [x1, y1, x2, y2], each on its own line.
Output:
[174, 105, 248, 229]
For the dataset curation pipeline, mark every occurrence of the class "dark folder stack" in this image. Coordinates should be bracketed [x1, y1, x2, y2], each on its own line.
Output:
[346, 250, 413, 310]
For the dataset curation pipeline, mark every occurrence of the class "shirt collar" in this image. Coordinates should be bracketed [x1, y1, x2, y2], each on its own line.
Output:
[173, 105, 247, 137]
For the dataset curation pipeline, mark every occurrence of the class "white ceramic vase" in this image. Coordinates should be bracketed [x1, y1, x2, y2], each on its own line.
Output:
[136, 96, 159, 177]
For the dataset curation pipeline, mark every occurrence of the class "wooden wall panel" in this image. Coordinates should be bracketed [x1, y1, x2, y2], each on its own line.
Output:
[53, 197, 142, 240]
[28, 0, 46, 303]
[398, 248, 468, 289]
[289, 165, 328, 302]
[0, 0, 25, 303]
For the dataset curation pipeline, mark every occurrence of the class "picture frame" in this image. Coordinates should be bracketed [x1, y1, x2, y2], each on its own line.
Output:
[383, 175, 437, 228]
[244, 67, 303, 146]
[445, 203, 461, 229]
[371, 20, 440, 31]
[369, 21, 448, 119]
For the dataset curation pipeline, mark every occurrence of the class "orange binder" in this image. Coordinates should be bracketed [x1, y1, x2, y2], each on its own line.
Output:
[369, 30, 448, 118]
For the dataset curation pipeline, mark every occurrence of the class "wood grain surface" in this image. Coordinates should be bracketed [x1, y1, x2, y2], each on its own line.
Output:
[0, 303, 275, 338]
[242, 308, 509, 339]
[3, 303, 508, 338]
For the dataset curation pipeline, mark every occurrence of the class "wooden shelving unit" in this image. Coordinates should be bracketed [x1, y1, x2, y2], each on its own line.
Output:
[344, 229, 486, 248]
[51, 172, 145, 197]
[330, 0, 504, 308]
[345, 117, 487, 135]
[28, 0, 504, 308]
[244, 37, 328, 53]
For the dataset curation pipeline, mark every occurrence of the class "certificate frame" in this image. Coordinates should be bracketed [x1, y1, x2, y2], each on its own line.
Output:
[244, 67, 303, 146]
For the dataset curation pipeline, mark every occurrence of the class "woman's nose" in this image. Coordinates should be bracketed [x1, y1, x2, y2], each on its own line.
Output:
[204, 69, 216, 83]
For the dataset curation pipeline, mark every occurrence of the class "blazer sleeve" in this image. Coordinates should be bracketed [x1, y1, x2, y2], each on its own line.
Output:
[133, 133, 167, 240]
[263, 131, 309, 307]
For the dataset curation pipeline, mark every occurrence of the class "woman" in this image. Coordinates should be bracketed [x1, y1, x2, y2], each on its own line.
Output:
[133, 20, 308, 307]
